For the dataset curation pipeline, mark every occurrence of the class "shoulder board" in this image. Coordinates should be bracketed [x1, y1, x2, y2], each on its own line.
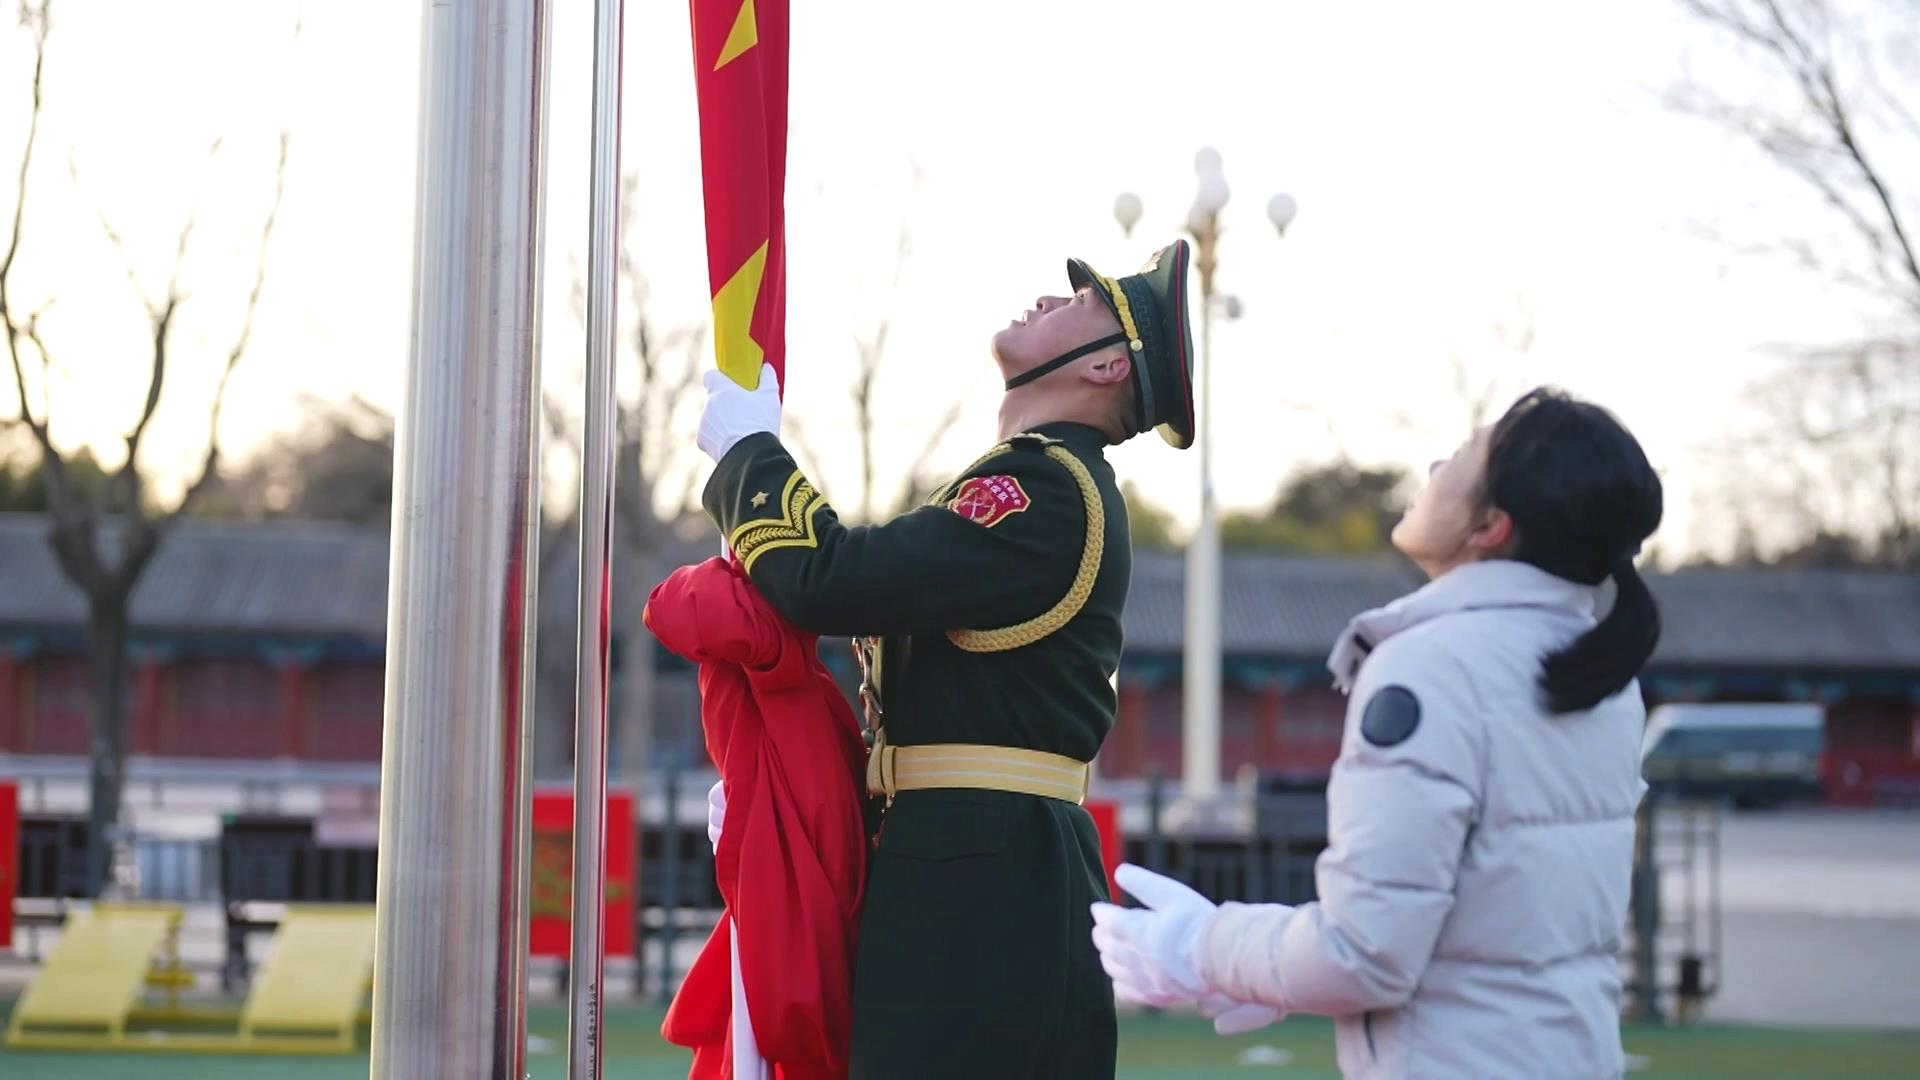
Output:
[1006, 432, 1065, 452]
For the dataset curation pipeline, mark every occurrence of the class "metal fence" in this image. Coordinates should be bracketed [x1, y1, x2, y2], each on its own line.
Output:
[9, 762, 1721, 1020]
[134, 836, 223, 902]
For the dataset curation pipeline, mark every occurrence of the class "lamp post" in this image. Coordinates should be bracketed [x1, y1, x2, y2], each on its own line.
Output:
[1116, 150, 1295, 811]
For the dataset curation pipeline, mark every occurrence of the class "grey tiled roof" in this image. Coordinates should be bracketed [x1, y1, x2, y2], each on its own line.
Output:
[0, 513, 388, 640]
[1647, 566, 1920, 669]
[1123, 552, 1422, 654]
[3, 514, 1917, 671]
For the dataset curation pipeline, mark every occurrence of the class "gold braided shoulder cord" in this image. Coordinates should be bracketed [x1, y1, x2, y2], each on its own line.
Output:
[945, 443, 1105, 653]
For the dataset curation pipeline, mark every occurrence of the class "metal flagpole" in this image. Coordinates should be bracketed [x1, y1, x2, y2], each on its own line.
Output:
[567, 0, 625, 1072]
[369, 0, 552, 1075]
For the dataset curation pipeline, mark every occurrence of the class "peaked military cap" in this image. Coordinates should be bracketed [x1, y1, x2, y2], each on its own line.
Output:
[1066, 238, 1197, 449]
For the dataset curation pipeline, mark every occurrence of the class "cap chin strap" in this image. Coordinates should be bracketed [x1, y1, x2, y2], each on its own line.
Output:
[1003, 333, 1128, 391]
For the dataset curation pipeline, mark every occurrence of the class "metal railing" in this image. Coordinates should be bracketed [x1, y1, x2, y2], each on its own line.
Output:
[10, 759, 1719, 1025]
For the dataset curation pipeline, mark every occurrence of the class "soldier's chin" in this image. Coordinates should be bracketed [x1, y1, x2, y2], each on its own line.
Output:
[989, 327, 1020, 372]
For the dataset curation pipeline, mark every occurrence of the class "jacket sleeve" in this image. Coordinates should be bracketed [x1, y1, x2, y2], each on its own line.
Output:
[1196, 632, 1485, 1015]
[701, 431, 1084, 638]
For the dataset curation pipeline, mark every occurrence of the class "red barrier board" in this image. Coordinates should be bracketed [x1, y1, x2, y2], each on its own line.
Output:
[529, 788, 635, 958]
[0, 781, 15, 948]
[1085, 798, 1122, 903]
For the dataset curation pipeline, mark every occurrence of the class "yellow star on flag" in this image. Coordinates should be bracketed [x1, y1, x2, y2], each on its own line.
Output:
[713, 0, 758, 71]
[711, 241, 769, 387]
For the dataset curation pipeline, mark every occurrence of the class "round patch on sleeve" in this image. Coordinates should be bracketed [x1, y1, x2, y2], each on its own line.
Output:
[1360, 686, 1422, 747]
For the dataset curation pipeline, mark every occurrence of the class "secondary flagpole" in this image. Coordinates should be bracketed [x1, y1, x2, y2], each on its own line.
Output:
[566, 0, 625, 1072]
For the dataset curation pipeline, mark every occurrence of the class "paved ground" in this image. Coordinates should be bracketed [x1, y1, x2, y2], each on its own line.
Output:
[3, 1002, 1919, 1079]
[1689, 807, 1920, 1029]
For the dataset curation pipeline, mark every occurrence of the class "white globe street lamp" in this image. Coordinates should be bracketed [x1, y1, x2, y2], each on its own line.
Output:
[1112, 154, 1297, 810]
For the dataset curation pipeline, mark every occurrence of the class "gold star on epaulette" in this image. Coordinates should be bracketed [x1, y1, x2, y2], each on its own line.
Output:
[750, 491, 769, 508]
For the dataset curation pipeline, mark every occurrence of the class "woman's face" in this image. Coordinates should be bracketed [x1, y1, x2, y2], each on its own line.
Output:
[1392, 425, 1511, 578]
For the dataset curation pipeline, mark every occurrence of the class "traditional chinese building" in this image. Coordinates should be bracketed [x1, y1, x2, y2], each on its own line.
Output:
[2, 514, 1916, 804]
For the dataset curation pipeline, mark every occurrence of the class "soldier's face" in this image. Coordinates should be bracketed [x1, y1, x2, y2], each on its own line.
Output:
[1392, 426, 1513, 578]
[991, 287, 1124, 376]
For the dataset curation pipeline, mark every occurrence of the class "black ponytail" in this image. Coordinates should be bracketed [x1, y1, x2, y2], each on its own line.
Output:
[1539, 556, 1663, 713]
[1484, 389, 1664, 714]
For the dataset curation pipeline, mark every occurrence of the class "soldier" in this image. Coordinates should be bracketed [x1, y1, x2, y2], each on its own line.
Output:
[694, 239, 1199, 1078]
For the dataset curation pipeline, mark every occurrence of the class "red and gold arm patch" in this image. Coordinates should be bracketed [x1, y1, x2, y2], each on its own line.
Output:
[947, 475, 1031, 528]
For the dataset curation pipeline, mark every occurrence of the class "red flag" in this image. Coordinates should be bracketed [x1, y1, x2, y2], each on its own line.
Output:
[690, 0, 789, 393]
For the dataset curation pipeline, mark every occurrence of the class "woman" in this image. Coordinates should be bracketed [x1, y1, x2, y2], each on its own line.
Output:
[1092, 387, 1664, 1079]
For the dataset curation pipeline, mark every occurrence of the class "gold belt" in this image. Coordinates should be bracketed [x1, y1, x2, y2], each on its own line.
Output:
[866, 732, 1090, 805]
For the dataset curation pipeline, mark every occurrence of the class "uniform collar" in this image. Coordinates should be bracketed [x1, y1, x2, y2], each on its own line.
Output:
[1024, 421, 1110, 449]
[1327, 560, 1597, 693]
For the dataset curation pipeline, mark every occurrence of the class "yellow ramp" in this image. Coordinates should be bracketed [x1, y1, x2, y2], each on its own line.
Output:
[5, 902, 182, 1043]
[238, 904, 375, 1050]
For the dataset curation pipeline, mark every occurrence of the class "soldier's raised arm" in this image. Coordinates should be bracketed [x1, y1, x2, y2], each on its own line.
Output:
[699, 404, 1090, 640]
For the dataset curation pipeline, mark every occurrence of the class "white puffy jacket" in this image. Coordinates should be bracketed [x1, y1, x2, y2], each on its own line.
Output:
[1197, 560, 1647, 1079]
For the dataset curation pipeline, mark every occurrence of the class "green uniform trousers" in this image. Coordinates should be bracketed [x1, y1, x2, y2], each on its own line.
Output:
[849, 789, 1116, 1079]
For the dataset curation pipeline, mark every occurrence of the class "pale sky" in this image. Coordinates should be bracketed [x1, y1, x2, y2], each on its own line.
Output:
[2, 0, 1909, 561]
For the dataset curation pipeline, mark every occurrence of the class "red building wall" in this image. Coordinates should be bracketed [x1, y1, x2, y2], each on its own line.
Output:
[304, 662, 385, 761]
[1101, 680, 1346, 783]
[1820, 695, 1920, 805]
[2, 642, 1915, 808]
[0, 652, 387, 765]
[16, 656, 90, 755]
[164, 660, 282, 759]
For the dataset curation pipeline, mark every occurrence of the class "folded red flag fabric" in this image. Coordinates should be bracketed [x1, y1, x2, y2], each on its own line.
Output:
[648, 556, 867, 1079]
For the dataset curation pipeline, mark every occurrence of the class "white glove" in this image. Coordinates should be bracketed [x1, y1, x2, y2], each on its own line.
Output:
[1089, 863, 1217, 1008]
[705, 779, 726, 852]
[696, 363, 781, 463]
[1199, 992, 1285, 1036]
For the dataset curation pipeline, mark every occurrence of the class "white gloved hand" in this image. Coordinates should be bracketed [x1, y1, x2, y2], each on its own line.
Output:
[1089, 863, 1218, 1008]
[1198, 992, 1286, 1036]
[705, 780, 726, 852]
[696, 363, 781, 463]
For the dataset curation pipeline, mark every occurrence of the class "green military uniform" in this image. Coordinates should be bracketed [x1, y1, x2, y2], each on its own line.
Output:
[702, 240, 1197, 1079]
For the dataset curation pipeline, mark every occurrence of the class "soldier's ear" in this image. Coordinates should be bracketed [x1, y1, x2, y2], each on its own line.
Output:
[1081, 349, 1132, 388]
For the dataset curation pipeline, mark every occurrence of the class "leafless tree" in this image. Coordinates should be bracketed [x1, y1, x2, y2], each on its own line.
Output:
[843, 218, 966, 521]
[1380, 298, 1538, 451]
[1671, 0, 1919, 565]
[0, 1, 293, 891]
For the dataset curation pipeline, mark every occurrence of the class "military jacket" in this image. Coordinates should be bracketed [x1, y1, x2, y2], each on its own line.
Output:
[701, 420, 1130, 761]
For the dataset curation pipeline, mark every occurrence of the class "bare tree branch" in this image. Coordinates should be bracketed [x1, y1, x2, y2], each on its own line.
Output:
[849, 217, 914, 522]
[543, 387, 580, 458]
[1817, 66, 1920, 302]
[890, 400, 963, 516]
[0, 0, 47, 292]
[160, 130, 290, 530]
[1276, 398, 1356, 466]
[1677, 0, 1920, 311]
[1, 1, 64, 502]
[782, 414, 829, 497]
